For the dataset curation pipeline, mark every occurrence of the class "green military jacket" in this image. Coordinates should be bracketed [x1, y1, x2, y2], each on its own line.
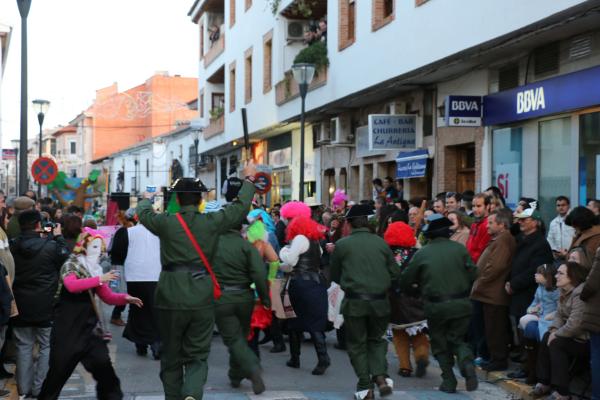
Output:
[399, 237, 477, 320]
[330, 228, 399, 317]
[136, 181, 255, 310]
[7, 216, 20, 240]
[213, 230, 271, 308]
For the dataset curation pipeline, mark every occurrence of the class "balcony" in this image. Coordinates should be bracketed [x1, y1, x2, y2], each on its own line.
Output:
[275, 67, 328, 106]
[204, 32, 225, 68]
[204, 114, 224, 139]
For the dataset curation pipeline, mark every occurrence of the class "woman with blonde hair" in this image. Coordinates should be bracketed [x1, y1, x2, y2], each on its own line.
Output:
[448, 211, 470, 246]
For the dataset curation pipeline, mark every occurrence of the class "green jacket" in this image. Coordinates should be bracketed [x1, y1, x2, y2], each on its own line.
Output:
[136, 181, 255, 310]
[330, 228, 399, 317]
[213, 230, 271, 308]
[7, 217, 20, 240]
[400, 237, 477, 320]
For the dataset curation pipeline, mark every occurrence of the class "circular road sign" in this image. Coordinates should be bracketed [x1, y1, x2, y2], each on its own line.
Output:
[31, 157, 59, 185]
[254, 172, 272, 195]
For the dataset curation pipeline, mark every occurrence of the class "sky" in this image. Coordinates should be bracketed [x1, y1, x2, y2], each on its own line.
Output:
[0, 0, 198, 148]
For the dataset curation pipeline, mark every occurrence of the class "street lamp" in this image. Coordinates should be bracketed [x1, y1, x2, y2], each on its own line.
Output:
[32, 99, 50, 198]
[193, 129, 200, 178]
[291, 63, 315, 202]
[11, 139, 19, 195]
[17, 0, 32, 195]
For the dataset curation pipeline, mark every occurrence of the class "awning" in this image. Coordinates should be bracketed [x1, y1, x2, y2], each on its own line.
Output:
[396, 149, 429, 179]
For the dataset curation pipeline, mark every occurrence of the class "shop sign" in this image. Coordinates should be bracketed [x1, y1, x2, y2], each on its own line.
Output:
[396, 149, 428, 179]
[268, 147, 291, 169]
[484, 65, 600, 125]
[368, 114, 416, 151]
[1, 149, 16, 160]
[444, 96, 482, 126]
[494, 163, 520, 209]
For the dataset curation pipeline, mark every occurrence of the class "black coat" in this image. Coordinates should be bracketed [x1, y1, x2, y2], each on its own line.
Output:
[509, 230, 553, 318]
[10, 232, 70, 327]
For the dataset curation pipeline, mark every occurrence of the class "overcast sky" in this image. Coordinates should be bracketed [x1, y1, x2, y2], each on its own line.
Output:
[0, 0, 198, 148]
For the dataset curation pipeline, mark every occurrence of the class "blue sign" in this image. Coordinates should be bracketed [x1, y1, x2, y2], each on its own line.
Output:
[445, 96, 482, 126]
[396, 149, 428, 179]
[484, 65, 600, 125]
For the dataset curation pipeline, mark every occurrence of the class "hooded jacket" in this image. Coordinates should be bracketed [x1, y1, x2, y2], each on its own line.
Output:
[10, 231, 70, 327]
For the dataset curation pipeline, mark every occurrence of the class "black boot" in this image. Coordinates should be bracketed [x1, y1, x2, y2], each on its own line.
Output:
[524, 339, 538, 385]
[135, 343, 147, 356]
[286, 331, 301, 368]
[310, 331, 330, 375]
[460, 361, 479, 392]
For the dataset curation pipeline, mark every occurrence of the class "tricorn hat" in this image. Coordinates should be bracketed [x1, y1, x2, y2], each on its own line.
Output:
[344, 204, 374, 219]
[169, 178, 209, 194]
[422, 213, 453, 233]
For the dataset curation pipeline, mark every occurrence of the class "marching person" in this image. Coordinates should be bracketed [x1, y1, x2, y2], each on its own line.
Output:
[212, 213, 270, 394]
[400, 214, 478, 394]
[136, 161, 257, 400]
[330, 204, 398, 400]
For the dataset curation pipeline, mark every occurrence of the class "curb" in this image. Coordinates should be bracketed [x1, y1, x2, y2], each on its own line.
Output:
[476, 368, 533, 400]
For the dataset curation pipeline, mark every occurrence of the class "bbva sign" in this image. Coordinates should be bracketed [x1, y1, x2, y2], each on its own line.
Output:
[516, 87, 546, 114]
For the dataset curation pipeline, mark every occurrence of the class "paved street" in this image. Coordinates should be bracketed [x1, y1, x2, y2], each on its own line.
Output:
[52, 309, 512, 400]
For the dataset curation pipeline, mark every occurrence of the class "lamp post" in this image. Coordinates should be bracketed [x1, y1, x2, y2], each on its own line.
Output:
[32, 99, 50, 198]
[17, 0, 32, 195]
[11, 139, 19, 195]
[291, 63, 315, 202]
[193, 129, 200, 178]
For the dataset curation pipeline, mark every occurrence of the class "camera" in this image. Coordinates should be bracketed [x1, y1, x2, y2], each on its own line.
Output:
[43, 221, 56, 233]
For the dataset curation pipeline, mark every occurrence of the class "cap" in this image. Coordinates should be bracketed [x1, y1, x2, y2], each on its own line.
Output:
[514, 201, 542, 221]
[124, 207, 137, 220]
[344, 204, 374, 219]
[169, 178, 209, 194]
[14, 196, 35, 211]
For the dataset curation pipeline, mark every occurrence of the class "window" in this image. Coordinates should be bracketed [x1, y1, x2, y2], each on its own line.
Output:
[423, 90, 434, 136]
[499, 64, 519, 91]
[230, 0, 236, 27]
[50, 139, 57, 156]
[245, 48, 253, 104]
[263, 32, 273, 93]
[579, 112, 600, 205]
[199, 90, 204, 118]
[338, 0, 356, 51]
[146, 159, 150, 177]
[372, 0, 394, 31]
[70, 141, 77, 154]
[70, 169, 77, 178]
[492, 127, 523, 209]
[199, 23, 204, 59]
[539, 118, 571, 224]
[212, 93, 225, 109]
[229, 62, 236, 112]
[245, 0, 251, 11]
[534, 41, 560, 78]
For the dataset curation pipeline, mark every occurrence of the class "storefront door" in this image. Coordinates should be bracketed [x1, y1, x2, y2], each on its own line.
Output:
[579, 111, 600, 204]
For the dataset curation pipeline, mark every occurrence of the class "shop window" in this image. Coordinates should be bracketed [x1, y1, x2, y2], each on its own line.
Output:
[539, 117, 571, 224]
[492, 127, 523, 209]
[498, 64, 519, 91]
[272, 169, 292, 204]
[338, 0, 356, 51]
[534, 41, 560, 78]
[579, 112, 600, 205]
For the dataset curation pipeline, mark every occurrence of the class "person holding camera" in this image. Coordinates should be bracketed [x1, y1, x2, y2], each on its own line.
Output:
[9, 210, 70, 398]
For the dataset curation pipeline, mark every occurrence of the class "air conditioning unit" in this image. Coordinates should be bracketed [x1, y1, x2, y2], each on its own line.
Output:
[316, 121, 332, 145]
[286, 20, 308, 42]
[330, 116, 354, 145]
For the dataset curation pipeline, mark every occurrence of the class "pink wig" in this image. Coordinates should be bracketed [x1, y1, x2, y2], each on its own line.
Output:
[332, 189, 348, 209]
[280, 201, 311, 220]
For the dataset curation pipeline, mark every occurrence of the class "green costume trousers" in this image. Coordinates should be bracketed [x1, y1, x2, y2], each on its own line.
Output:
[157, 308, 214, 400]
[214, 300, 258, 381]
[428, 314, 473, 390]
[344, 314, 390, 391]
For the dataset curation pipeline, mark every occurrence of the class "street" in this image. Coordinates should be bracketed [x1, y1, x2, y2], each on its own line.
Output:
[51, 310, 512, 400]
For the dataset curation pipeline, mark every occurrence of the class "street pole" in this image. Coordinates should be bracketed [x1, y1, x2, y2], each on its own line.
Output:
[298, 84, 307, 202]
[17, 0, 32, 195]
[37, 112, 44, 198]
[194, 138, 199, 178]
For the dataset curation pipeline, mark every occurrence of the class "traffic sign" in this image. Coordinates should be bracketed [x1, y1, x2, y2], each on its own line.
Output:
[254, 171, 272, 195]
[31, 157, 58, 185]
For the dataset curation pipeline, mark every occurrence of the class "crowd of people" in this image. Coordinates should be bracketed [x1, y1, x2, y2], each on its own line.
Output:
[0, 163, 598, 400]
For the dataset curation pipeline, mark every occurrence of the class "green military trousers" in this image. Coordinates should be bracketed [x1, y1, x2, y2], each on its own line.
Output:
[427, 314, 473, 390]
[157, 308, 215, 400]
[343, 314, 390, 391]
[214, 299, 259, 382]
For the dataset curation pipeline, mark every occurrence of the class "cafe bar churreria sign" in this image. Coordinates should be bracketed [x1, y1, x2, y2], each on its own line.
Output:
[483, 64, 600, 125]
[368, 114, 416, 151]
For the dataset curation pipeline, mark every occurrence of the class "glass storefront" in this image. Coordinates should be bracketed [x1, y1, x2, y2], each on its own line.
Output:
[538, 117, 571, 224]
[579, 111, 600, 204]
[492, 127, 523, 209]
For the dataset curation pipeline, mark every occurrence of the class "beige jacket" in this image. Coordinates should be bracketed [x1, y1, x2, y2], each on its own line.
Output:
[552, 283, 588, 341]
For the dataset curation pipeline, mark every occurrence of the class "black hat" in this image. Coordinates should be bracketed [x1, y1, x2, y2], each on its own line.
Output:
[169, 178, 209, 194]
[422, 214, 453, 234]
[344, 204, 374, 219]
[18, 209, 42, 228]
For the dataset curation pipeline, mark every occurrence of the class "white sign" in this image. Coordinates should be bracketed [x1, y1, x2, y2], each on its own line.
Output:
[495, 163, 520, 209]
[517, 87, 546, 114]
[368, 114, 416, 151]
[447, 116, 481, 127]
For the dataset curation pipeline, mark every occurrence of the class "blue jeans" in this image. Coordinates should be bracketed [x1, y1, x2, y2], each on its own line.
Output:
[591, 333, 600, 400]
[13, 326, 52, 397]
[524, 320, 540, 341]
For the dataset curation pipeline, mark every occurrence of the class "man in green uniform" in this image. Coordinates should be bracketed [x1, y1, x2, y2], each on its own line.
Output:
[211, 213, 271, 394]
[399, 214, 478, 393]
[330, 204, 399, 400]
[136, 162, 256, 400]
